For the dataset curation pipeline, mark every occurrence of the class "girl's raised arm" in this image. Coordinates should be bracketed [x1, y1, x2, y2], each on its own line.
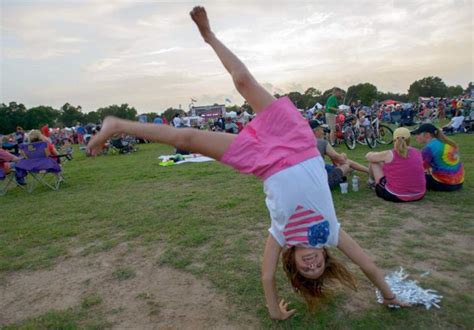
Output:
[261, 234, 296, 320]
[337, 229, 409, 306]
[190, 6, 275, 114]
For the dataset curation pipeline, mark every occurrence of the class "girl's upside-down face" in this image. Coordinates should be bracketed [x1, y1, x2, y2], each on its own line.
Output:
[294, 246, 326, 279]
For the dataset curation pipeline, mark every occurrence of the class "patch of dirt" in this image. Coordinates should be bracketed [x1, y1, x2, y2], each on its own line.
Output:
[0, 243, 258, 329]
[443, 232, 473, 251]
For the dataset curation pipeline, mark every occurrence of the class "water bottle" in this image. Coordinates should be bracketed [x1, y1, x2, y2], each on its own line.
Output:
[352, 176, 359, 192]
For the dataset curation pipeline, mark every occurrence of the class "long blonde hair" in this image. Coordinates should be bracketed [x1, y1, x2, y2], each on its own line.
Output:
[28, 130, 43, 143]
[282, 247, 357, 310]
[394, 136, 410, 158]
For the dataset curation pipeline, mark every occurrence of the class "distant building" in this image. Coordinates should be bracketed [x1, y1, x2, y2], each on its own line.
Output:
[188, 104, 226, 119]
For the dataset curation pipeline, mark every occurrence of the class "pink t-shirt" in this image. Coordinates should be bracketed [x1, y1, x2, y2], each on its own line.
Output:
[221, 97, 319, 180]
[383, 147, 426, 201]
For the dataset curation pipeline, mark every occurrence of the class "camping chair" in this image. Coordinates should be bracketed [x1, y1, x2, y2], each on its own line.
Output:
[390, 111, 402, 124]
[109, 137, 136, 154]
[0, 167, 19, 195]
[15, 142, 64, 192]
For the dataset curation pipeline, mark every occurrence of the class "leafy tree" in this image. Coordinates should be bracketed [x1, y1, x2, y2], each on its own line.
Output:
[304, 87, 321, 98]
[83, 111, 101, 124]
[25, 106, 60, 129]
[408, 76, 448, 101]
[0, 102, 28, 134]
[96, 104, 137, 121]
[287, 91, 303, 108]
[446, 85, 464, 98]
[346, 83, 378, 106]
[162, 107, 184, 123]
[465, 82, 473, 94]
[225, 105, 240, 113]
[300, 87, 322, 109]
[59, 103, 84, 127]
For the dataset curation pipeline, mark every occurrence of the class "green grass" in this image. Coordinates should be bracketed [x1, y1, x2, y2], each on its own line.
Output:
[1, 129, 473, 328]
[113, 266, 136, 281]
[4, 293, 109, 330]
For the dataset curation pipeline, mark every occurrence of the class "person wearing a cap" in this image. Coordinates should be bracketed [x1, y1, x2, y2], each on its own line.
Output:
[309, 120, 368, 189]
[412, 123, 464, 191]
[366, 127, 425, 202]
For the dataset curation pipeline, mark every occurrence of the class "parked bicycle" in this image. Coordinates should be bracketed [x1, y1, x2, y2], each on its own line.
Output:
[315, 116, 359, 151]
[365, 114, 394, 147]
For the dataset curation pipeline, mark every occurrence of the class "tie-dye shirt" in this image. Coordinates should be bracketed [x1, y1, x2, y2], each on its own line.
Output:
[422, 138, 464, 185]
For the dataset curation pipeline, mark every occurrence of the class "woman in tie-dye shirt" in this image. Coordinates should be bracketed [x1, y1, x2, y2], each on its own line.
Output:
[412, 123, 464, 191]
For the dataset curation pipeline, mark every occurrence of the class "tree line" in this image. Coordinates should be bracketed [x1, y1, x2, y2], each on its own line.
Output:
[1, 76, 471, 134]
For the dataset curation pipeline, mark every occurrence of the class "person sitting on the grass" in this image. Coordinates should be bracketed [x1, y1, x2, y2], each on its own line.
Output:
[412, 123, 464, 191]
[309, 120, 368, 189]
[366, 127, 425, 203]
[224, 117, 239, 134]
[87, 6, 409, 320]
[442, 111, 465, 134]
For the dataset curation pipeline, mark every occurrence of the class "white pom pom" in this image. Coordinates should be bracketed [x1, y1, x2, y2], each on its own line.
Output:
[375, 267, 442, 309]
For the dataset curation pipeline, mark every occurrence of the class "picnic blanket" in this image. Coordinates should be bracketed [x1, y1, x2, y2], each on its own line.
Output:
[158, 154, 215, 166]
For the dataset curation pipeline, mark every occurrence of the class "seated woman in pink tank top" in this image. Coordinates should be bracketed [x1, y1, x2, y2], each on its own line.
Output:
[366, 127, 426, 202]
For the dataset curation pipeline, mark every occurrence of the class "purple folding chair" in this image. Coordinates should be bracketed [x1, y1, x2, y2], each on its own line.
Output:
[0, 166, 25, 195]
[15, 142, 63, 192]
[0, 167, 15, 195]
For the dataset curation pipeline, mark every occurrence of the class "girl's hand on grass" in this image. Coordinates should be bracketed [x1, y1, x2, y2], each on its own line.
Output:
[274, 299, 296, 320]
[383, 296, 411, 307]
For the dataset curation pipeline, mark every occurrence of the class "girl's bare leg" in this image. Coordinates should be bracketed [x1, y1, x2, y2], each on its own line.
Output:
[347, 159, 369, 173]
[368, 162, 384, 184]
[190, 6, 275, 114]
[88, 117, 235, 160]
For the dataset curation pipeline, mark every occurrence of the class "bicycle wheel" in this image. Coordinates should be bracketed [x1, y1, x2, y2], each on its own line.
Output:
[365, 128, 377, 148]
[376, 124, 394, 144]
[355, 127, 367, 145]
[343, 127, 356, 150]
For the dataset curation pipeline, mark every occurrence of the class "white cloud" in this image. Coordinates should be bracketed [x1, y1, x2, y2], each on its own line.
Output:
[1, 0, 472, 112]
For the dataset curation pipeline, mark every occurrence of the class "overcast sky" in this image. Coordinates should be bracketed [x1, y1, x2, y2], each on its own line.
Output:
[1, 0, 473, 113]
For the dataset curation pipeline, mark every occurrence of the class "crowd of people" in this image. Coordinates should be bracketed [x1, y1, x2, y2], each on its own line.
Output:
[305, 89, 472, 146]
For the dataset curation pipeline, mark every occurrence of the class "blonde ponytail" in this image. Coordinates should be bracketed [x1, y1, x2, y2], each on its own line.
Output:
[394, 137, 410, 158]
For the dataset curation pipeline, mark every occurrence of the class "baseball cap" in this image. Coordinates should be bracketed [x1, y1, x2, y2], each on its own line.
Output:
[393, 127, 410, 139]
[410, 123, 439, 135]
[309, 120, 320, 130]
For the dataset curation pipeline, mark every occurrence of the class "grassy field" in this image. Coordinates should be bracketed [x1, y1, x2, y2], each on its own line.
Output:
[1, 130, 473, 329]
